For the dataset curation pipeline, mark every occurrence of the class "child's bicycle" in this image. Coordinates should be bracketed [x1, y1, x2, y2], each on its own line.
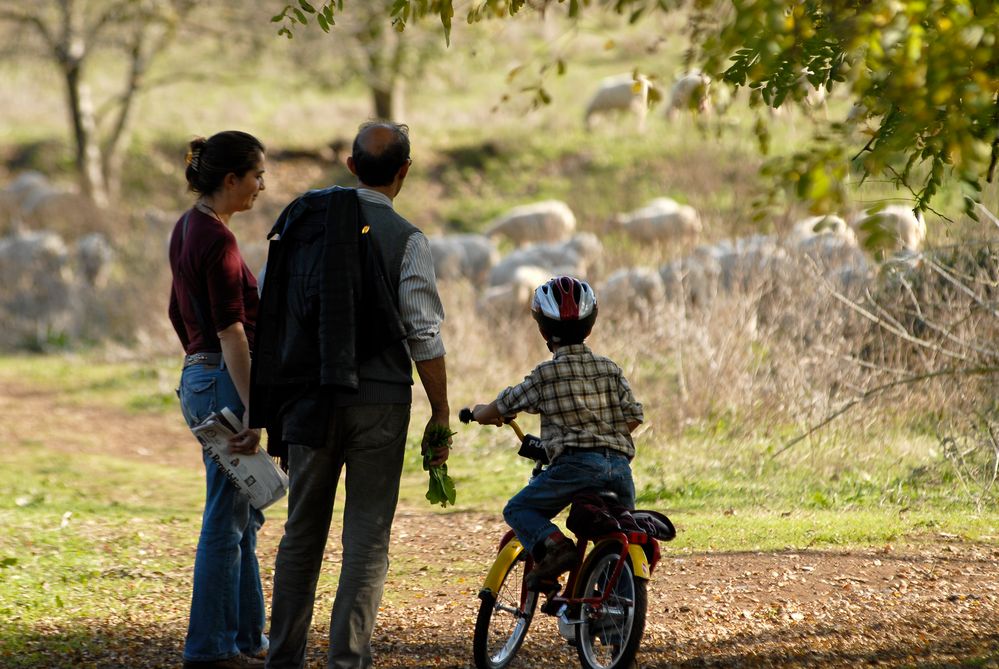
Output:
[459, 408, 675, 669]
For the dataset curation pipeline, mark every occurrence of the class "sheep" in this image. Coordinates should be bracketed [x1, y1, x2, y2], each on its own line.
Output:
[787, 214, 855, 248]
[488, 232, 603, 287]
[583, 73, 654, 132]
[784, 214, 869, 280]
[0, 171, 103, 238]
[428, 233, 499, 283]
[75, 232, 113, 289]
[659, 244, 723, 308]
[0, 230, 77, 346]
[597, 267, 666, 320]
[716, 234, 788, 294]
[477, 264, 551, 320]
[615, 197, 702, 245]
[664, 71, 711, 119]
[484, 200, 576, 246]
[850, 205, 927, 256]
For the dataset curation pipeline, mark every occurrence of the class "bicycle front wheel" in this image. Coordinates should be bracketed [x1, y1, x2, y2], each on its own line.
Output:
[473, 553, 538, 669]
[574, 545, 647, 669]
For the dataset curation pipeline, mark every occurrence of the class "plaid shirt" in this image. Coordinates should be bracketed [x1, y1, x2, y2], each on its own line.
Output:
[494, 344, 643, 462]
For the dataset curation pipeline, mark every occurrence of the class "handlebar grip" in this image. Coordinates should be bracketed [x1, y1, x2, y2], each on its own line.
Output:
[458, 407, 474, 424]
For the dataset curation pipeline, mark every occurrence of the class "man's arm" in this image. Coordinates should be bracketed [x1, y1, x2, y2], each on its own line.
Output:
[415, 355, 450, 466]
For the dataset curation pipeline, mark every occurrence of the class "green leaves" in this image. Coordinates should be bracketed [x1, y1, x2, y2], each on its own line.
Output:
[425, 462, 457, 507]
[423, 424, 457, 507]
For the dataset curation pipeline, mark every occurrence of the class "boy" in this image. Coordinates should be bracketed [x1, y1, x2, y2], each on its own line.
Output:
[470, 276, 643, 590]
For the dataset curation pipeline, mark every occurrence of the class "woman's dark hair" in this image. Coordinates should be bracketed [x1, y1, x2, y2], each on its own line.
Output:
[185, 130, 265, 195]
[351, 121, 410, 187]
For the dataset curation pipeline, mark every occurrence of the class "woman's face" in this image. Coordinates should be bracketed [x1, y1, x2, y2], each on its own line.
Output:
[230, 152, 266, 212]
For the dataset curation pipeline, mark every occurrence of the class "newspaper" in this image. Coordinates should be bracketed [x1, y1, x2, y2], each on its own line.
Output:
[191, 407, 289, 511]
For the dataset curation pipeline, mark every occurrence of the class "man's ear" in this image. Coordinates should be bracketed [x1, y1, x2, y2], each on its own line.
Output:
[396, 159, 410, 184]
[346, 156, 358, 176]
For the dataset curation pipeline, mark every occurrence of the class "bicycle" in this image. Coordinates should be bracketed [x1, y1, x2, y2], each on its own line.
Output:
[458, 408, 675, 669]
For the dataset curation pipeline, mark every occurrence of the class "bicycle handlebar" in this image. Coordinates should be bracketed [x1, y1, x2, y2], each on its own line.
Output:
[459, 406, 526, 440]
[459, 406, 547, 466]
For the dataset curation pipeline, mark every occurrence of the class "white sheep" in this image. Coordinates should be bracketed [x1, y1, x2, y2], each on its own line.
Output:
[716, 235, 789, 294]
[583, 73, 654, 132]
[477, 265, 551, 319]
[659, 244, 723, 308]
[598, 267, 666, 320]
[75, 232, 113, 289]
[484, 200, 577, 246]
[851, 205, 927, 255]
[616, 197, 702, 245]
[428, 234, 499, 283]
[664, 71, 711, 119]
[787, 215, 855, 248]
[488, 232, 603, 287]
[0, 230, 77, 345]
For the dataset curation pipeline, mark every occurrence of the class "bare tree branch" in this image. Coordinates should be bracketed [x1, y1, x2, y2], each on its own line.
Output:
[0, 9, 57, 51]
[771, 365, 999, 460]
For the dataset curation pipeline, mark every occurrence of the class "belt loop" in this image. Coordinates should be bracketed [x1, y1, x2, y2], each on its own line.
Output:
[218, 355, 226, 371]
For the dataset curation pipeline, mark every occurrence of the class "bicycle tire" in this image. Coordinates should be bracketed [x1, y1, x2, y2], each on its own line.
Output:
[574, 544, 647, 669]
[473, 553, 538, 669]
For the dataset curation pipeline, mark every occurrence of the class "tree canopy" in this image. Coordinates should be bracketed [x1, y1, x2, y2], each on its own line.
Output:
[274, 0, 999, 220]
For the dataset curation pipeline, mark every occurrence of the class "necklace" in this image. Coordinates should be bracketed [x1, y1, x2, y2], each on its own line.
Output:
[196, 201, 225, 224]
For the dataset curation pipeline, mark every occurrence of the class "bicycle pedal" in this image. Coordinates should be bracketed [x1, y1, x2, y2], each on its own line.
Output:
[539, 595, 563, 616]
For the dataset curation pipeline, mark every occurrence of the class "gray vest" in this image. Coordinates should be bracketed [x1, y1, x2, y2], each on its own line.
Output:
[333, 193, 419, 406]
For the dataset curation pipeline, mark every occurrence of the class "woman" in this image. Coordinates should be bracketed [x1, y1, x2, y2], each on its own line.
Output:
[168, 130, 268, 669]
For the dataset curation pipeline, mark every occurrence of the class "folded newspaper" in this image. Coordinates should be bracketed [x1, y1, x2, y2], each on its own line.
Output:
[191, 407, 289, 511]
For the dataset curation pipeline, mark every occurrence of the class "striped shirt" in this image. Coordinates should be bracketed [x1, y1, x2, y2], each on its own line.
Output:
[357, 188, 445, 362]
[493, 344, 643, 462]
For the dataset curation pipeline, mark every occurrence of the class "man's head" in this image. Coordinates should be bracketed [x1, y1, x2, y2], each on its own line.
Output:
[531, 276, 598, 348]
[347, 122, 411, 193]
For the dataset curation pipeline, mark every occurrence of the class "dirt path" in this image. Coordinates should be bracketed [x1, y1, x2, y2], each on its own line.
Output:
[5, 381, 999, 667]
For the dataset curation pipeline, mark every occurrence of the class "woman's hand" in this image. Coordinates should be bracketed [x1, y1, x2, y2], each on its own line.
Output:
[228, 427, 261, 454]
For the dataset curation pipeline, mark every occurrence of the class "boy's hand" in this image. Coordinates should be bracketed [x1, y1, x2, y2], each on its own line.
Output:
[472, 403, 505, 426]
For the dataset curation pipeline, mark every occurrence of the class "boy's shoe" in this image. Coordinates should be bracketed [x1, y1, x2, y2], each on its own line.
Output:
[182, 653, 265, 668]
[526, 536, 577, 591]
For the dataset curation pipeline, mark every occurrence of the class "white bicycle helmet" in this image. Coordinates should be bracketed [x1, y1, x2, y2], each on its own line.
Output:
[531, 276, 598, 345]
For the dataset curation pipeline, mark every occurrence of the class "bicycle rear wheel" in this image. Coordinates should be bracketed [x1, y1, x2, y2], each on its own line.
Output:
[574, 545, 647, 669]
[473, 554, 538, 669]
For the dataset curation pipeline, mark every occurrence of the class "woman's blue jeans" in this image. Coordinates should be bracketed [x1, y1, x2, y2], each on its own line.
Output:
[178, 362, 267, 662]
[503, 449, 636, 555]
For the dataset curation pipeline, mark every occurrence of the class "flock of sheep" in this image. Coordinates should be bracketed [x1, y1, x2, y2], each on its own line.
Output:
[0, 155, 927, 347]
[428, 197, 927, 321]
[583, 69, 827, 132]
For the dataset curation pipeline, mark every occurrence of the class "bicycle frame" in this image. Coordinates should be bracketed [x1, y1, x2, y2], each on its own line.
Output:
[465, 407, 663, 669]
[555, 533, 652, 616]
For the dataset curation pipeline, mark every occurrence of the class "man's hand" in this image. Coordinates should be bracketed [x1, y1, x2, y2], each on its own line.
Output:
[228, 427, 261, 455]
[421, 418, 452, 467]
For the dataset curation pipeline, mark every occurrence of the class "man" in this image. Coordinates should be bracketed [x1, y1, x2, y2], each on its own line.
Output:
[251, 122, 450, 669]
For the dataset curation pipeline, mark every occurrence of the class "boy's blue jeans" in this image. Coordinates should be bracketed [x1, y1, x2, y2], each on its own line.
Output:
[503, 449, 636, 555]
[178, 362, 267, 662]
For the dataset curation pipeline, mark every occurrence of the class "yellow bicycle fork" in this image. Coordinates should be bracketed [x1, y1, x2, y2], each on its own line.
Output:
[480, 534, 652, 599]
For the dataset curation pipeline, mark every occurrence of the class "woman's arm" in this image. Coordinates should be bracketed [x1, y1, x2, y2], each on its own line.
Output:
[217, 321, 259, 453]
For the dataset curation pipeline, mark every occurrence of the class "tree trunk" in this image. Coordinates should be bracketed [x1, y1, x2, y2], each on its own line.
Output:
[63, 60, 108, 207]
[371, 84, 395, 120]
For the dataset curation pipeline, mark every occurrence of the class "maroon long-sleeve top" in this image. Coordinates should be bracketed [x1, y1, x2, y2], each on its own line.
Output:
[168, 208, 259, 354]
